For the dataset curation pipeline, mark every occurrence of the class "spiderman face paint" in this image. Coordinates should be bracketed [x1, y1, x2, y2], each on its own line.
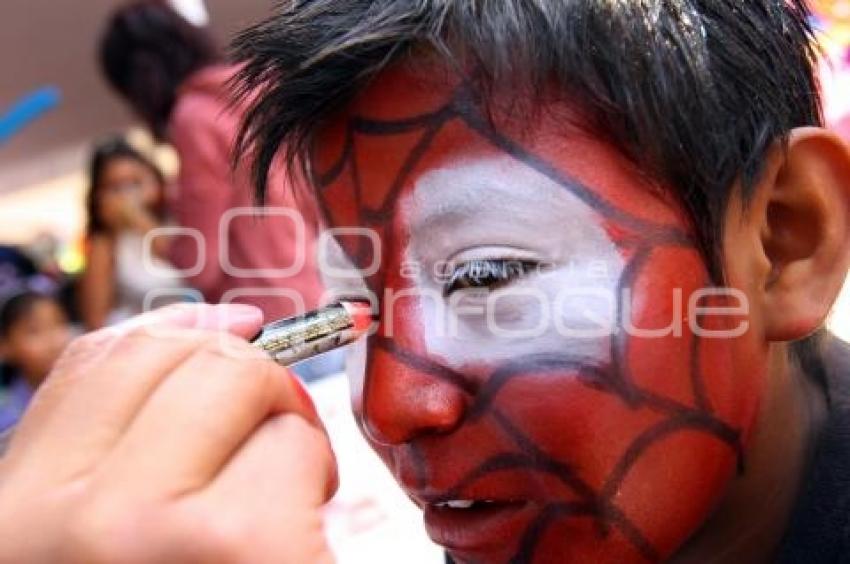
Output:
[313, 68, 767, 563]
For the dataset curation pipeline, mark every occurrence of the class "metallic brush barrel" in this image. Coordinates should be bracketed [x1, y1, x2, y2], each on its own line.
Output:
[251, 302, 359, 366]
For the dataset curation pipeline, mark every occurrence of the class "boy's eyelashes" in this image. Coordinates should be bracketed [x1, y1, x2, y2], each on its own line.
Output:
[442, 259, 542, 297]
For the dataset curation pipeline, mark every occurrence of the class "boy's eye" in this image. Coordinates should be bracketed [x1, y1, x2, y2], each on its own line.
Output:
[443, 259, 540, 296]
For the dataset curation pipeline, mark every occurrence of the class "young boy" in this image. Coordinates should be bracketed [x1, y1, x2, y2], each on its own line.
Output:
[1, 2, 849, 563]
[229, 0, 850, 561]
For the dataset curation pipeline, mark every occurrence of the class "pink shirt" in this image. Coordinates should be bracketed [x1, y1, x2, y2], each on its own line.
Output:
[168, 65, 324, 319]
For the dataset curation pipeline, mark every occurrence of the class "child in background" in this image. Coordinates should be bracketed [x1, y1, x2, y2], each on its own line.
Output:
[0, 289, 71, 433]
[79, 138, 184, 330]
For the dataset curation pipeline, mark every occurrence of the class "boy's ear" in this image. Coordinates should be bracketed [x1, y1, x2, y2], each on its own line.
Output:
[729, 127, 850, 342]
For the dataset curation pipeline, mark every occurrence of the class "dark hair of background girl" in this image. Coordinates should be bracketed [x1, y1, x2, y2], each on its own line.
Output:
[99, 0, 219, 140]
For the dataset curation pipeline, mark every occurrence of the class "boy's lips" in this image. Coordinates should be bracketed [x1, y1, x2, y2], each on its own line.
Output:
[384, 422, 567, 554]
[422, 498, 534, 553]
[405, 479, 547, 554]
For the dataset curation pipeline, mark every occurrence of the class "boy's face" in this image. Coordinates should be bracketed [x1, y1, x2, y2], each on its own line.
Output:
[315, 68, 767, 562]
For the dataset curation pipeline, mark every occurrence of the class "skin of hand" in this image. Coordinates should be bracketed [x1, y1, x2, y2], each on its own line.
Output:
[117, 188, 157, 232]
[0, 303, 338, 564]
[98, 186, 153, 234]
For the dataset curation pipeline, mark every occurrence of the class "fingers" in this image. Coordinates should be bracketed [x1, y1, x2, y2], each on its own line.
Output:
[5, 304, 264, 481]
[100, 336, 322, 498]
[193, 414, 338, 562]
[121, 415, 337, 564]
[37, 303, 263, 409]
[0, 304, 340, 564]
[211, 413, 339, 506]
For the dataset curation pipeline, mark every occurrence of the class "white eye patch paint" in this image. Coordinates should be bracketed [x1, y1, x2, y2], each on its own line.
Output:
[403, 155, 625, 370]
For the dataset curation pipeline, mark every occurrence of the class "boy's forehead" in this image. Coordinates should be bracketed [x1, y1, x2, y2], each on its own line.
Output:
[346, 64, 463, 119]
[312, 64, 689, 237]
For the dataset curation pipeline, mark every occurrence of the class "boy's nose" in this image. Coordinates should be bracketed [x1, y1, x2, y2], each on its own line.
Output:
[361, 341, 469, 445]
[359, 288, 470, 445]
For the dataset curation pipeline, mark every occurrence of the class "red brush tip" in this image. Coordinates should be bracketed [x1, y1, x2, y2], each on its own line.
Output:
[341, 300, 375, 332]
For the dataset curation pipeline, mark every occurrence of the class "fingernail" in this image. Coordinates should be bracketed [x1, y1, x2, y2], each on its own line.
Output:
[200, 304, 264, 336]
[212, 304, 264, 324]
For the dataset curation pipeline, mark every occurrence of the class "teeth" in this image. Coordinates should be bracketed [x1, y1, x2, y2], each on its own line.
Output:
[434, 499, 503, 509]
[435, 500, 475, 509]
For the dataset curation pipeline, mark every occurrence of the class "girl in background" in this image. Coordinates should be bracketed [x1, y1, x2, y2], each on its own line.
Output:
[0, 289, 70, 434]
[79, 138, 182, 330]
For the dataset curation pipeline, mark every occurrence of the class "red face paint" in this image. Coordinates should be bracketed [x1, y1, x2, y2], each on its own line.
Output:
[314, 66, 767, 563]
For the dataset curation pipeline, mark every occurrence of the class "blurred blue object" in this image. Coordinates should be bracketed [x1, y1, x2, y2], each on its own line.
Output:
[0, 87, 62, 145]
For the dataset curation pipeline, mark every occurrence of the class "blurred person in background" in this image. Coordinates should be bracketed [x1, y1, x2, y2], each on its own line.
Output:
[98, 0, 325, 323]
[0, 286, 71, 436]
[79, 138, 183, 330]
[830, 49, 850, 140]
[815, 0, 850, 139]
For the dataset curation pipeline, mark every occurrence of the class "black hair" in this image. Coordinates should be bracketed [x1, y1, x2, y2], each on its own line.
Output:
[0, 292, 49, 338]
[0, 292, 55, 386]
[230, 0, 827, 388]
[0, 246, 38, 284]
[99, 0, 219, 139]
[86, 136, 167, 236]
[231, 1, 822, 268]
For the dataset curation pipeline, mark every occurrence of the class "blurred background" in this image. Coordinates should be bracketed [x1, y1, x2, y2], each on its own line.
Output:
[817, 0, 850, 341]
[0, 0, 270, 249]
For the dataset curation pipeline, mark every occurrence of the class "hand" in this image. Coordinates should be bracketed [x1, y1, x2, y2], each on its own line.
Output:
[116, 189, 157, 233]
[99, 187, 153, 233]
[0, 304, 338, 564]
